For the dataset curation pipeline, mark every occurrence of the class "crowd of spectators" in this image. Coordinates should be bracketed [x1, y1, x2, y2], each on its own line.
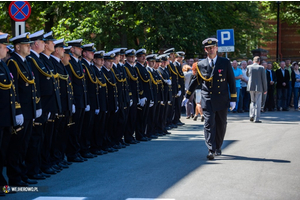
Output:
[182, 57, 300, 119]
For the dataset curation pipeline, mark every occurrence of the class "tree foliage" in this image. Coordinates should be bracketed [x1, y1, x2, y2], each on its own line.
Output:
[0, 1, 287, 59]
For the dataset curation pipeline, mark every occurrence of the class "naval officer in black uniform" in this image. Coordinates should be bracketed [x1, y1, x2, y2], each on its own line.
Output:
[101, 51, 119, 152]
[6, 32, 40, 186]
[185, 38, 237, 160]
[80, 43, 99, 158]
[65, 39, 88, 162]
[0, 33, 19, 195]
[135, 49, 154, 141]
[50, 39, 74, 168]
[91, 50, 109, 155]
[123, 49, 140, 144]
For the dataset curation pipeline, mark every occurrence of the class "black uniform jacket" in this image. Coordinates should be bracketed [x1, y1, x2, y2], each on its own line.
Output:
[50, 56, 73, 113]
[124, 62, 140, 104]
[168, 61, 179, 97]
[101, 66, 118, 112]
[93, 65, 107, 112]
[65, 56, 87, 109]
[0, 60, 17, 126]
[135, 62, 153, 101]
[81, 59, 99, 110]
[174, 61, 185, 94]
[7, 52, 37, 119]
[158, 66, 172, 103]
[186, 56, 236, 112]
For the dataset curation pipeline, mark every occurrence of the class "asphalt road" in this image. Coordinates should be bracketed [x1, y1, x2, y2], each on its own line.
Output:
[2, 110, 300, 200]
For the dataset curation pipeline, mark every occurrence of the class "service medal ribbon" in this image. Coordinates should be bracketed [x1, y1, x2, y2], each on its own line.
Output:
[10, 73, 13, 79]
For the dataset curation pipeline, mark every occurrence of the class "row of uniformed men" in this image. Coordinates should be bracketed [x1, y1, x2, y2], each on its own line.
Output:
[0, 30, 185, 189]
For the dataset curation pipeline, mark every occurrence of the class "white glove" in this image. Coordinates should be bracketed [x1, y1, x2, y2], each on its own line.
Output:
[149, 100, 154, 107]
[182, 98, 188, 106]
[164, 79, 172, 85]
[85, 105, 90, 112]
[130, 99, 133, 107]
[115, 106, 119, 113]
[36, 109, 42, 118]
[48, 112, 51, 120]
[161, 101, 164, 105]
[177, 90, 182, 97]
[16, 114, 24, 126]
[95, 109, 100, 115]
[139, 97, 147, 107]
[168, 101, 171, 104]
[72, 104, 76, 114]
[230, 102, 236, 111]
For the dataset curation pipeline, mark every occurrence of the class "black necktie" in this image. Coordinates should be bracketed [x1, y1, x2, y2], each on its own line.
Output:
[211, 59, 214, 68]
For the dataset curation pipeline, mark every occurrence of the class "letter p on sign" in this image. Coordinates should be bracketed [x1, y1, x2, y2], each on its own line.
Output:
[221, 31, 230, 45]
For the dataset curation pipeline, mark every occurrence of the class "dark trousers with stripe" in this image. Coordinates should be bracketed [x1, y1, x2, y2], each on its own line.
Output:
[203, 106, 228, 152]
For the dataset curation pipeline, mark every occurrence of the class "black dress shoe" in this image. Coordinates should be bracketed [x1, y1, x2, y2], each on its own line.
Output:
[52, 164, 62, 171]
[28, 174, 46, 180]
[22, 178, 38, 184]
[78, 154, 88, 161]
[42, 168, 57, 174]
[215, 149, 222, 156]
[164, 130, 171, 134]
[40, 172, 51, 178]
[137, 137, 148, 141]
[166, 126, 171, 130]
[207, 151, 215, 160]
[68, 157, 84, 163]
[177, 122, 185, 126]
[250, 117, 254, 122]
[58, 162, 69, 169]
[172, 124, 178, 128]
[9, 180, 28, 187]
[193, 115, 198, 121]
[127, 140, 137, 144]
[150, 135, 158, 139]
[100, 150, 108, 154]
[254, 120, 262, 123]
[81, 152, 95, 158]
[62, 159, 72, 165]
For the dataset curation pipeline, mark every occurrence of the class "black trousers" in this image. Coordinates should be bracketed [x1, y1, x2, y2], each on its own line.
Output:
[157, 103, 166, 132]
[80, 109, 95, 154]
[203, 106, 228, 151]
[66, 108, 85, 159]
[115, 105, 127, 143]
[0, 127, 11, 186]
[26, 112, 48, 176]
[124, 103, 137, 142]
[7, 119, 33, 183]
[135, 101, 150, 140]
[167, 98, 175, 125]
[266, 86, 275, 110]
[91, 111, 106, 151]
[105, 111, 115, 147]
[41, 113, 56, 170]
[173, 96, 182, 124]
[51, 112, 70, 164]
[146, 103, 157, 137]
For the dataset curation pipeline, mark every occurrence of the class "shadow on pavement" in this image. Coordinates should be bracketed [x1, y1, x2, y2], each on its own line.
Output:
[218, 154, 291, 163]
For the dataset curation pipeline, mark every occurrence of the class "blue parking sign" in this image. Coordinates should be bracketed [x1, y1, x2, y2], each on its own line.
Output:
[216, 29, 235, 52]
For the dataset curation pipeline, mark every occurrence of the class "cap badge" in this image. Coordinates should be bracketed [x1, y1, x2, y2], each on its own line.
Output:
[26, 34, 30, 39]
[207, 40, 212, 44]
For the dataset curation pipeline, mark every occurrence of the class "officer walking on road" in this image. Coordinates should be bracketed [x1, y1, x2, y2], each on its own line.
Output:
[185, 38, 236, 160]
